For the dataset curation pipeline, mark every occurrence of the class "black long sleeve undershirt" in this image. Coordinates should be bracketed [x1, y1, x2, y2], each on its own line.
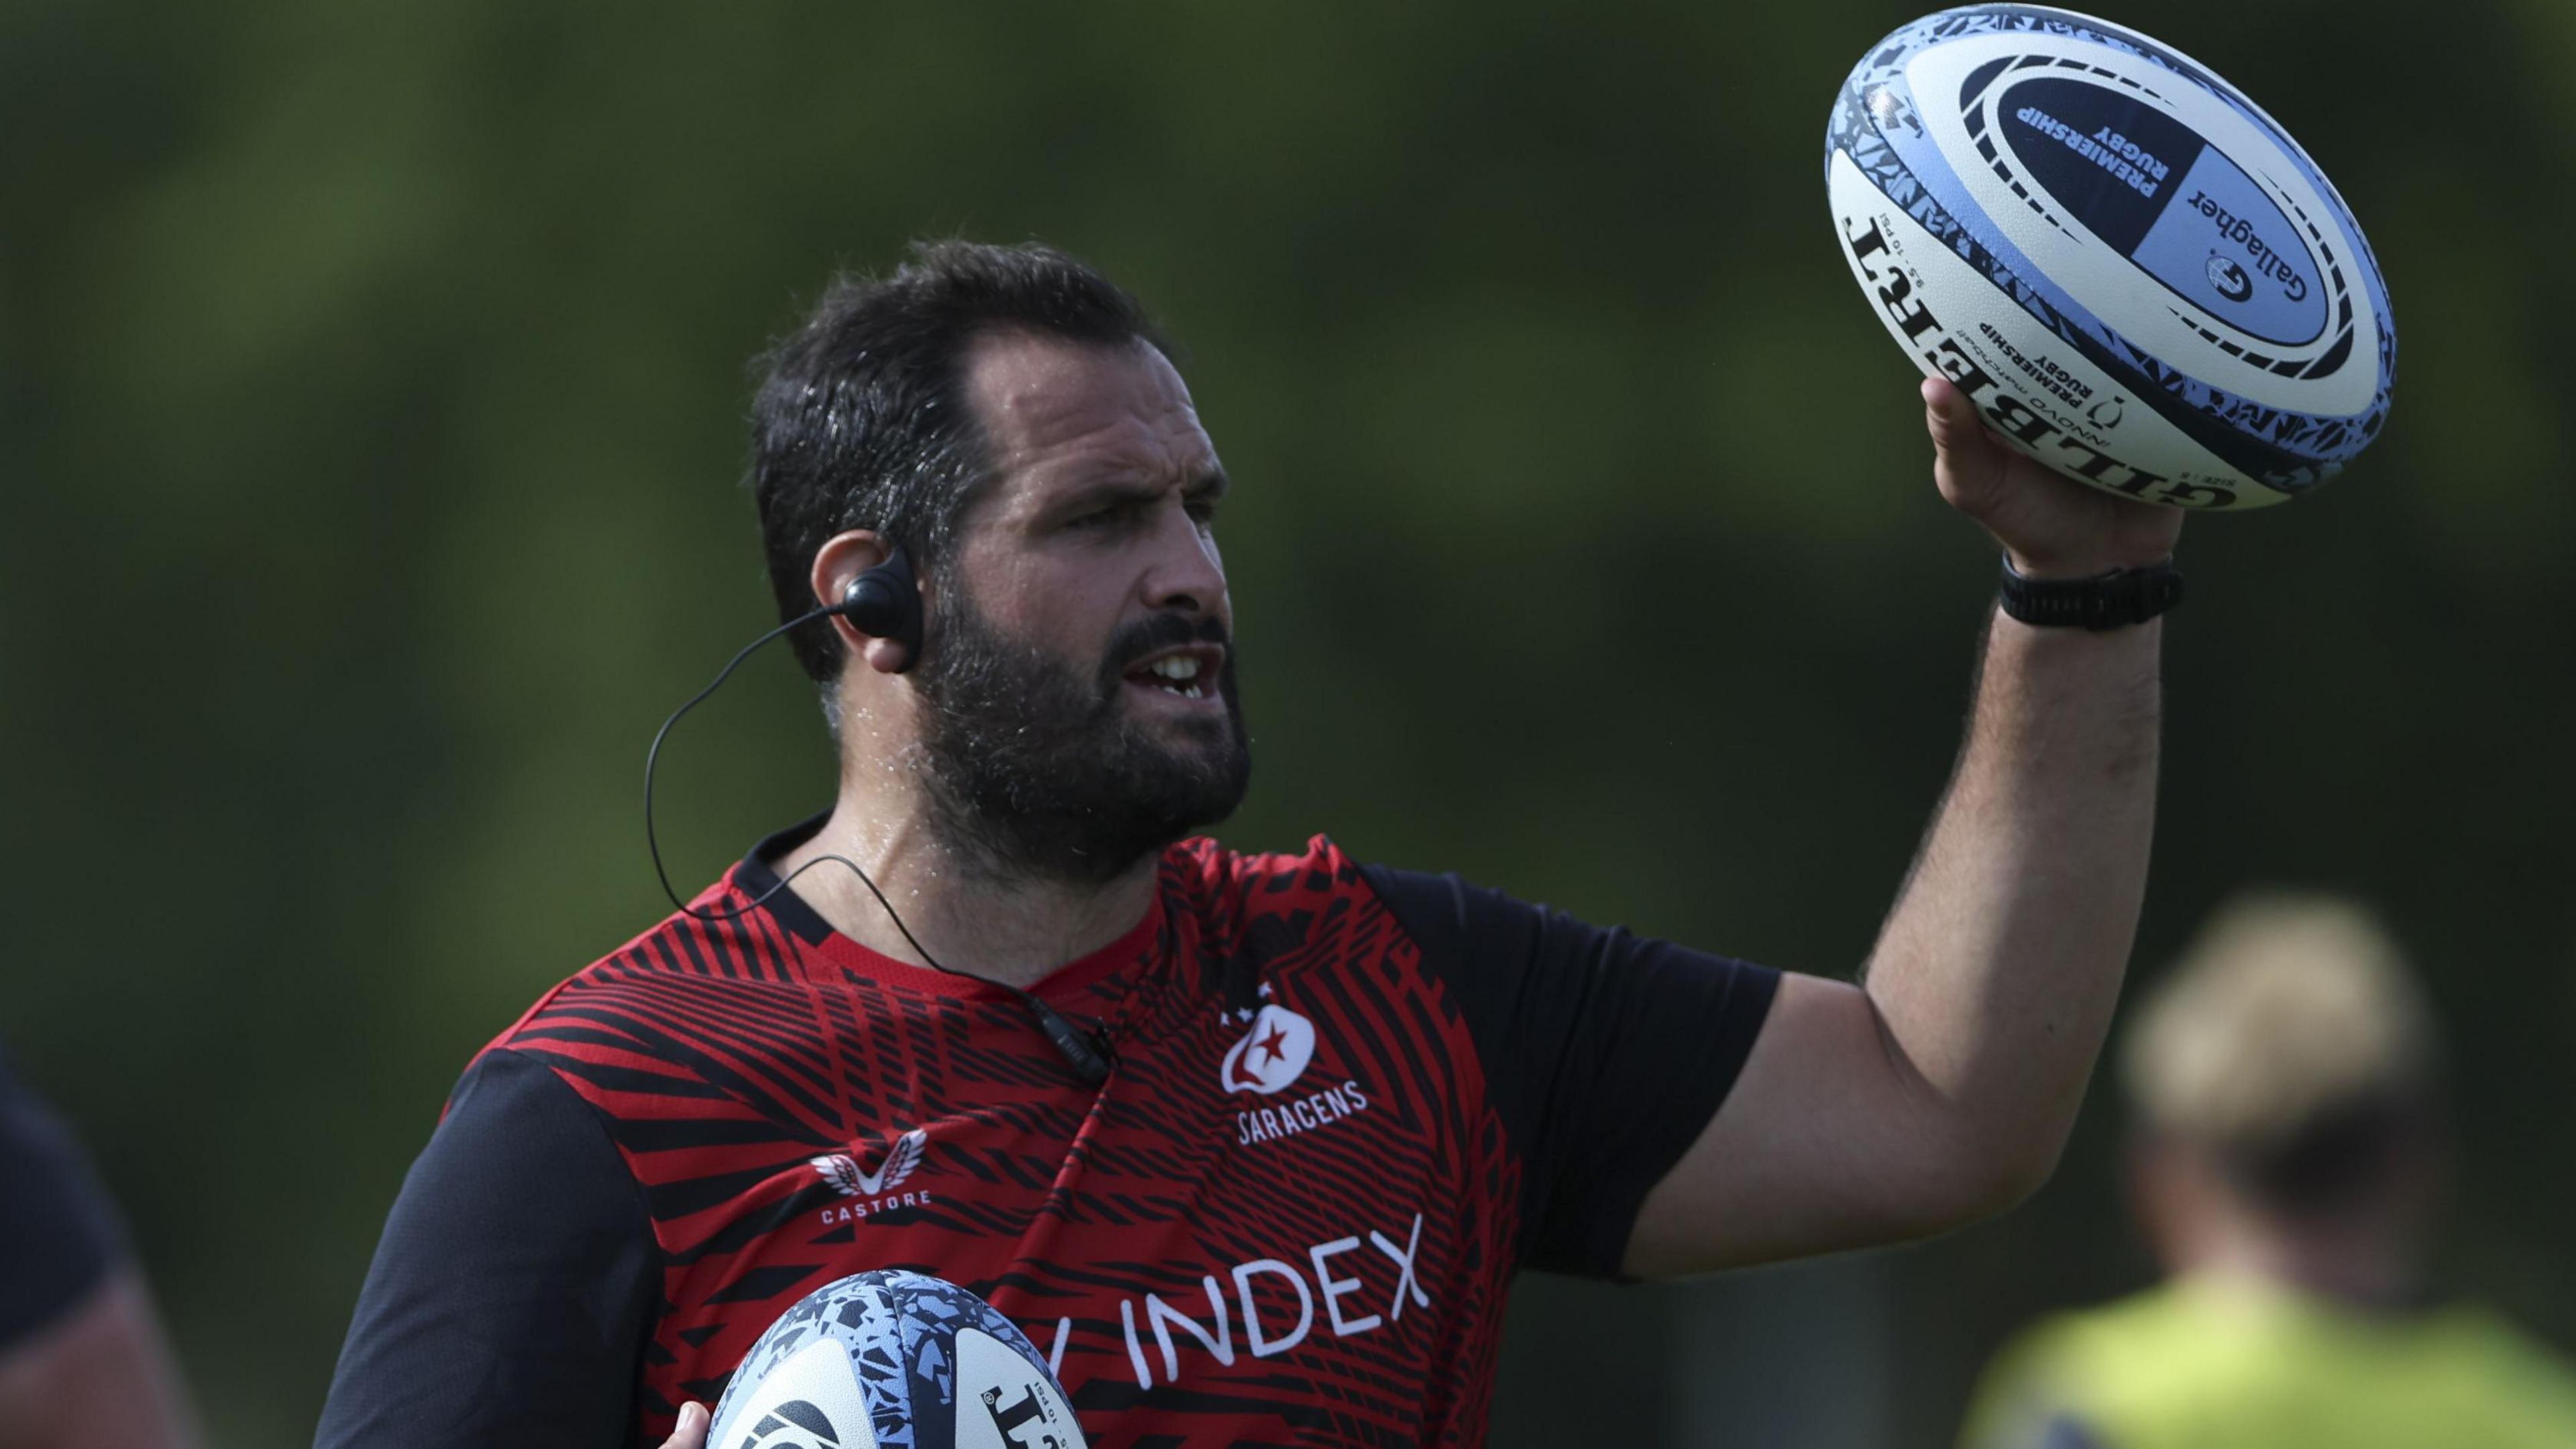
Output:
[313, 1049, 659, 1449]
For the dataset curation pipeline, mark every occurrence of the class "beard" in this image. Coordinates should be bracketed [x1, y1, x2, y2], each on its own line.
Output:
[910, 588, 1252, 885]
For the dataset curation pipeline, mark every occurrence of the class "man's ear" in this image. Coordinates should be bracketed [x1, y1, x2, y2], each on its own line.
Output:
[810, 531, 912, 675]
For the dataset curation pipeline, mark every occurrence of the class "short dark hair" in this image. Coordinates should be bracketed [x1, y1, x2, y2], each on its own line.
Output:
[748, 239, 1169, 682]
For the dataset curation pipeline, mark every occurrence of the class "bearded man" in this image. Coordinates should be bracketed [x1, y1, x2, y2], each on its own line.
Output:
[315, 239, 2183, 1448]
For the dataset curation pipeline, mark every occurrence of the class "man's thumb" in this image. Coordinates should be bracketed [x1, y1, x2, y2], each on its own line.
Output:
[661, 1401, 711, 1449]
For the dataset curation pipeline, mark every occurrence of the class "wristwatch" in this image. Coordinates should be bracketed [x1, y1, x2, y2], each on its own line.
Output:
[1996, 555, 2182, 630]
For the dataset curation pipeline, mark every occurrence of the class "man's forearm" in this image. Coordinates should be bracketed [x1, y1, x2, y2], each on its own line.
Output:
[1860, 607, 2161, 1199]
[1623, 387, 2181, 1275]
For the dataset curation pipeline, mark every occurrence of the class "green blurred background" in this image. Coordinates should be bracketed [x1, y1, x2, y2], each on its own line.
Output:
[4, 1, 2570, 1443]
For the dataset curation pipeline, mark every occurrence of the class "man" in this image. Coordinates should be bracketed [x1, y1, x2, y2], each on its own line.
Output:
[317, 239, 2182, 1448]
[1958, 895, 2576, 1449]
[0, 1048, 203, 1449]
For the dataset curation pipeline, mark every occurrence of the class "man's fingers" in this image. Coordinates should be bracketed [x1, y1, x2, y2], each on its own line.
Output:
[1921, 377, 1992, 455]
[660, 1401, 710, 1449]
[1920, 376, 2001, 511]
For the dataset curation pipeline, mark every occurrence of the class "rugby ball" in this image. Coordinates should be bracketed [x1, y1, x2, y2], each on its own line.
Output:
[705, 1270, 1085, 1449]
[1825, 5, 2394, 509]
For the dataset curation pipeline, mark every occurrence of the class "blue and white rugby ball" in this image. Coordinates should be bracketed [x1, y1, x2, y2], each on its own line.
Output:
[706, 1271, 1085, 1449]
[1826, 5, 2395, 508]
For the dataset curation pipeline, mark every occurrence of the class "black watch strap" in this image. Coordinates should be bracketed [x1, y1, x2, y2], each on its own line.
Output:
[1996, 556, 2182, 630]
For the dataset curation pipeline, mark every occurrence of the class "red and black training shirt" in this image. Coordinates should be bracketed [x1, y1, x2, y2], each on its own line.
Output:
[314, 820, 1777, 1448]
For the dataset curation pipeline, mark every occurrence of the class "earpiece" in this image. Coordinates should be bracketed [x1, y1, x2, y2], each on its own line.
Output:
[832, 545, 924, 673]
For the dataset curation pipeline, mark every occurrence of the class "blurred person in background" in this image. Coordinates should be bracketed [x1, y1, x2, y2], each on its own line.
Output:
[0, 1048, 201, 1449]
[1959, 894, 2576, 1448]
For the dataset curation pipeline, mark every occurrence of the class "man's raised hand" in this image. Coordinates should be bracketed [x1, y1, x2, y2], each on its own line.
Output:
[1922, 376, 2185, 579]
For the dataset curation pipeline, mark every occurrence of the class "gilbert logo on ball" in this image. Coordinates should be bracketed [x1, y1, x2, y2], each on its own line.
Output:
[1826, 5, 2395, 509]
[708, 1270, 1084, 1449]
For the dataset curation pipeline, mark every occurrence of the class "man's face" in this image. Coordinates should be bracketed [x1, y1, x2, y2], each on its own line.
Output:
[907, 330, 1249, 883]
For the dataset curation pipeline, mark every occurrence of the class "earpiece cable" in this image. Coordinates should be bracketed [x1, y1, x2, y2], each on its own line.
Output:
[644, 609, 822, 924]
[642, 603, 1115, 1083]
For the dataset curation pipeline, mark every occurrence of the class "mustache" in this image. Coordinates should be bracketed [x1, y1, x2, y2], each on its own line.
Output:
[1101, 612, 1232, 680]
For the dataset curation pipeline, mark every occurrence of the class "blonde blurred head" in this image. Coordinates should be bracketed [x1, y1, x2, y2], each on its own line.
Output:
[2123, 892, 2445, 1305]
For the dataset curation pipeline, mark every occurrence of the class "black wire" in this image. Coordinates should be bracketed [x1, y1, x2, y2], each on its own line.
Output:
[645, 608, 823, 925]
[642, 604, 973, 963]
[641, 604, 1116, 1083]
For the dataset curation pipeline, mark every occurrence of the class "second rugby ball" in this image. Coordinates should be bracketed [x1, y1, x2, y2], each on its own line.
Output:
[705, 1270, 1085, 1449]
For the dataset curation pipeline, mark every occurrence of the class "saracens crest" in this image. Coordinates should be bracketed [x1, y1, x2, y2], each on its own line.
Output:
[1220, 1004, 1317, 1095]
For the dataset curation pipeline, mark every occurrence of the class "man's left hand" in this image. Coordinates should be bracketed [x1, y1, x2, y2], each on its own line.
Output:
[1921, 376, 2186, 578]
